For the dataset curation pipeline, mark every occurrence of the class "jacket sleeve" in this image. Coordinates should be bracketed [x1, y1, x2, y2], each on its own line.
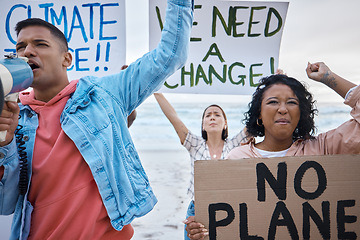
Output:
[315, 84, 360, 154]
[0, 138, 20, 215]
[94, 0, 194, 115]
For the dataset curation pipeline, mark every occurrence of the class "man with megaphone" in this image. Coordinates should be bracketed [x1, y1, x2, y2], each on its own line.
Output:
[0, 0, 194, 239]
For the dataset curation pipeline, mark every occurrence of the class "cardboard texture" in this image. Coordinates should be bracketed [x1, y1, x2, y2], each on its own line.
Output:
[194, 155, 360, 239]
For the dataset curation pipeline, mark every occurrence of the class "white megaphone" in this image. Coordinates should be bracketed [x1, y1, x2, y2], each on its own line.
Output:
[0, 53, 33, 141]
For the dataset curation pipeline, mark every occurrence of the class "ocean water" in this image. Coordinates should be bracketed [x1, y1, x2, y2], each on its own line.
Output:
[0, 99, 352, 239]
[129, 98, 352, 150]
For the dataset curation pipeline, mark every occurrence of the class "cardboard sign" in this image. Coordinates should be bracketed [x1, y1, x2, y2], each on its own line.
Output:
[150, 0, 289, 95]
[0, 0, 126, 80]
[194, 155, 360, 239]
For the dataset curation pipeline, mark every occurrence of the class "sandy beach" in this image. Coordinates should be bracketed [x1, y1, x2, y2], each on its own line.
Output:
[0, 141, 192, 240]
[131, 147, 192, 240]
[0, 215, 12, 239]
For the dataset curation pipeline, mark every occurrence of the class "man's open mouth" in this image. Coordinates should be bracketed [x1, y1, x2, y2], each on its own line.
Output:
[28, 62, 39, 70]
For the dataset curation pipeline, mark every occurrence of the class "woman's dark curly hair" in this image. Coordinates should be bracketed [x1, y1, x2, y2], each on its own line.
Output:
[244, 74, 318, 140]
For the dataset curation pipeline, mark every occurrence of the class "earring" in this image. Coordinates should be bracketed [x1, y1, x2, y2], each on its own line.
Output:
[257, 119, 263, 126]
[294, 127, 299, 134]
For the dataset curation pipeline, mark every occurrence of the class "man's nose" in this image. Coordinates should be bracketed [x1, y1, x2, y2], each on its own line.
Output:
[22, 45, 36, 57]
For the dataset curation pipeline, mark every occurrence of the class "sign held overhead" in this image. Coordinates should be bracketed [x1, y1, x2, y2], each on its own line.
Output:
[150, 0, 289, 95]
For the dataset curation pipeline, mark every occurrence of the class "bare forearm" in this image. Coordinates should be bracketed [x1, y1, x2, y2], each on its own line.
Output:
[154, 93, 189, 143]
[306, 62, 357, 98]
[319, 71, 356, 99]
[154, 93, 178, 121]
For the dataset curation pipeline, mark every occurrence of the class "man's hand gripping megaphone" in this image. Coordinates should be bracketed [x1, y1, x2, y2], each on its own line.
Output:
[0, 54, 33, 143]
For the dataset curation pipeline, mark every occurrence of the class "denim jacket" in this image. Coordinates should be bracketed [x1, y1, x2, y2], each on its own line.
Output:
[0, 0, 193, 239]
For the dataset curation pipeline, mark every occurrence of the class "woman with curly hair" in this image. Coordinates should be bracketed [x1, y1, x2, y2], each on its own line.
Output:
[185, 62, 360, 240]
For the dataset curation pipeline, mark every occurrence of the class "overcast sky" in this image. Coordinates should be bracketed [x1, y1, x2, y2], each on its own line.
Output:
[125, 0, 360, 103]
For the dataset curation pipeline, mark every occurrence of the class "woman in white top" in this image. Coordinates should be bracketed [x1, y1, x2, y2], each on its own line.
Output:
[154, 93, 247, 240]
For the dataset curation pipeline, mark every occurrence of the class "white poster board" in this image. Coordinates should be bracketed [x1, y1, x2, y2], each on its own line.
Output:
[0, 0, 125, 80]
[150, 0, 289, 95]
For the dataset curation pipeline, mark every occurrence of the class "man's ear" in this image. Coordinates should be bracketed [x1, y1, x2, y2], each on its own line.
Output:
[63, 52, 72, 68]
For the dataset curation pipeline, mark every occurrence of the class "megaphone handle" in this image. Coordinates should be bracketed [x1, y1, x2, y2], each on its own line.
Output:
[0, 93, 19, 142]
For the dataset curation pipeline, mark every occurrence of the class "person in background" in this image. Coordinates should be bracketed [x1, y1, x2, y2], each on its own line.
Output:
[121, 65, 137, 128]
[154, 92, 247, 240]
[185, 62, 360, 239]
[0, 0, 193, 239]
[127, 109, 137, 128]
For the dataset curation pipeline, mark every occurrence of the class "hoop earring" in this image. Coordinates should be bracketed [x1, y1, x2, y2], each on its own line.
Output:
[257, 119, 263, 126]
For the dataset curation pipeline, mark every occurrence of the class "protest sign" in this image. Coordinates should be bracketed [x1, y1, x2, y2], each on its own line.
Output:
[194, 155, 360, 239]
[0, 0, 125, 80]
[150, 0, 289, 95]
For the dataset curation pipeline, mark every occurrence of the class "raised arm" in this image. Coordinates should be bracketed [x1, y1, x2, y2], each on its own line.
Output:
[95, 0, 193, 116]
[306, 62, 356, 98]
[154, 93, 189, 144]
